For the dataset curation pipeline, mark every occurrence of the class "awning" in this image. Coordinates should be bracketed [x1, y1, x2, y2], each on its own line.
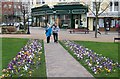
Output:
[31, 4, 88, 16]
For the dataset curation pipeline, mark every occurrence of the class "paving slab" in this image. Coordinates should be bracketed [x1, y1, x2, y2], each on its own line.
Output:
[44, 41, 94, 77]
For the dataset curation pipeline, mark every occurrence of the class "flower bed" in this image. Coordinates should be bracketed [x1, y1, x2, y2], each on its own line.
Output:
[60, 40, 120, 76]
[2, 39, 43, 78]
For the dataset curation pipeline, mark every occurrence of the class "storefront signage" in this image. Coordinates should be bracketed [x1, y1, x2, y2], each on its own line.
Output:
[56, 10, 70, 14]
[58, 2, 80, 5]
[72, 9, 86, 14]
[38, 11, 45, 15]
[46, 10, 53, 14]
[32, 11, 45, 16]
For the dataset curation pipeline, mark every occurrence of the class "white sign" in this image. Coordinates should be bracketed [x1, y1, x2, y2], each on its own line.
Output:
[87, 12, 119, 17]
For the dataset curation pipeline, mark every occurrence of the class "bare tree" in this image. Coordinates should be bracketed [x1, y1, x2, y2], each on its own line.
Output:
[20, 2, 28, 30]
[83, 0, 110, 38]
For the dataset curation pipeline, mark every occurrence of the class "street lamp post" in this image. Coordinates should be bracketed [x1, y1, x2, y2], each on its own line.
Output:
[27, 15, 30, 34]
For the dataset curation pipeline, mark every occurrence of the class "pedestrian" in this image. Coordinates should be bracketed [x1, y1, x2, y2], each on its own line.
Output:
[97, 24, 101, 35]
[45, 23, 52, 43]
[52, 23, 60, 43]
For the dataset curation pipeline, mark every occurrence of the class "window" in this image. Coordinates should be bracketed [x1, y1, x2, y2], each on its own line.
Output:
[110, 2, 112, 11]
[8, 4, 12, 8]
[93, 2, 101, 11]
[93, 2, 96, 11]
[99, 19, 104, 27]
[111, 19, 115, 27]
[18, 5, 21, 9]
[3, 4, 7, 8]
[42, 1, 45, 4]
[114, 2, 118, 11]
[14, 5, 16, 8]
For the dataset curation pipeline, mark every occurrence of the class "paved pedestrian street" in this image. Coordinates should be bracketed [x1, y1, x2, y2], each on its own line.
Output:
[44, 41, 93, 77]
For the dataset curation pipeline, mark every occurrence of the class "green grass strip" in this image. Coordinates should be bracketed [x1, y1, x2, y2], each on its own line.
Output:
[0, 38, 2, 76]
[2, 38, 28, 69]
[31, 40, 47, 78]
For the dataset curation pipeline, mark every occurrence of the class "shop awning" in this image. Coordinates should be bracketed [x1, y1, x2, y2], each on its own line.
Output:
[31, 4, 88, 16]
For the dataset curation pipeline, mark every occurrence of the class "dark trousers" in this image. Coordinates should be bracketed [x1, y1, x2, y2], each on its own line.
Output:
[98, 31, 101, 35]
[47, 36, 50, 43]
[53, 33, 58, 42]
[97, 29, 101, 35]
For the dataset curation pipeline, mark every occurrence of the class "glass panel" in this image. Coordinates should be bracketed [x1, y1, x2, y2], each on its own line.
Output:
[110, 2, 112, 11]
[99, 19, 104, 27]
[58, 15, 70, 28]
[114, 2, 118, 11]
[111, 19, 115, 27]
[93, 2, 96, 11]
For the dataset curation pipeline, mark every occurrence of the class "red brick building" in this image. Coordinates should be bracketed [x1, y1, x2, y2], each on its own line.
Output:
[2, 2, 23, 23]
[2, 2, 14, 15]
[0, 1, 2, 23]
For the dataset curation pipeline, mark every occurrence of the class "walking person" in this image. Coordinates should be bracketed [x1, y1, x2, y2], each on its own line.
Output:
[52, 23, 60, 43]
[97, 24, 101, 35]
[45, 23, 52, 43]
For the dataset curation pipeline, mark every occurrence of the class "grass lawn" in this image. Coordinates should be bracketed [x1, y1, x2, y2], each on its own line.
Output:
[2, 38, 28, 70]
[2, 38, 46, 77]
[59, 40, 119, 78]
[0, 38, 2, 76]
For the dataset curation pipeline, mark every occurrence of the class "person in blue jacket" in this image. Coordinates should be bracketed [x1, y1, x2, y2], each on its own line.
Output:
[45, 23, 52, 43]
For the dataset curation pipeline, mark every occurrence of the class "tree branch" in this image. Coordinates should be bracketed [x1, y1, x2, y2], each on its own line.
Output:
[98, 2, 110, 16]
[82, 1, 96, 16]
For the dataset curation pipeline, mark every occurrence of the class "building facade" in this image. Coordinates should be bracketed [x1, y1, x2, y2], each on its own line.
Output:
[31, 2, 88, 29]
[1, 1, 30, 23]
[2, 1, 14, 23]
[86, 0, 120, 31]
[34, 0, 119, 31]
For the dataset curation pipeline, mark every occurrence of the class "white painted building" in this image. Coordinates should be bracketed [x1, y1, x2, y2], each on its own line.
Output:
[86, 0, 120, 31]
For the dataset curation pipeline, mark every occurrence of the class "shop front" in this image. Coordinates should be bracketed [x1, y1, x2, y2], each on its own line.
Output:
[88, 12, 120, 31]
[31, 3, 88, 29]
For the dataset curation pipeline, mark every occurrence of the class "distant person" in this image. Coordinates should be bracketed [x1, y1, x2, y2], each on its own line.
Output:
[45, 23, 52, 43]
[97, 24, 101, 35]
[52, 23, 60, 43]
[116, 23, 120, 33]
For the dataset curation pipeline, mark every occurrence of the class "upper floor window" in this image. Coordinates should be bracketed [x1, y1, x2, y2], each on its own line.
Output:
[36, 2, 40, 4]
[93, 2, 101, 11]
[36, 0, 41, 4]
[93, 2, 96, 11]
[14, 5, 17, 8]
[59, 0, 66, 2]
[8, 4, 12, 8]
[18, 5, 21, 9]
[3, 4, 7, 8]
[110, 2, 112, 11]
[114, 2, 118, 11]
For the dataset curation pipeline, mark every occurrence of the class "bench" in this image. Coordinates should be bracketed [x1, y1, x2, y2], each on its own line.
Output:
[69, 28, 89, 34]
[114, 38, 120, 42]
